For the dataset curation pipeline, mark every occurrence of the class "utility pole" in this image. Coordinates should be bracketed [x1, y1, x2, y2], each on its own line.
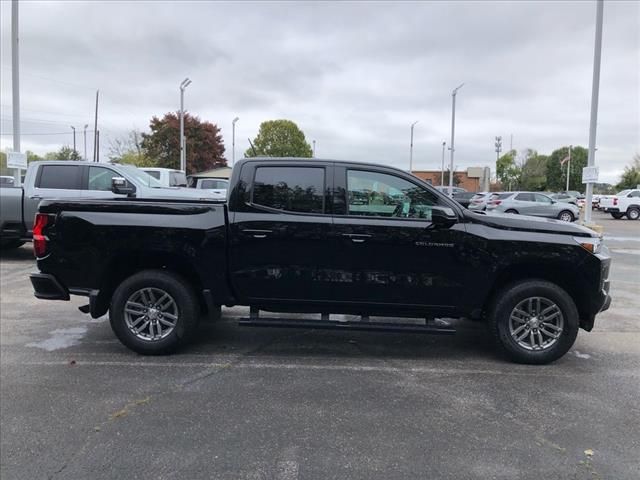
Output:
[231, 116, 239, 166]
[83, 124, 88, 160]
[448, 84, 464, 196]
[566, 145, 572, 192]
[584, 0, 604, 224]
[495, 136, 502, 183]
[509, 134, 513, 152]
[179, 78, 192, 172]
[441, 141, 446, 186]
[70, 126, 76, 156]
[312, 139, 316, 157]
[96, 130, 100, 162]
[11, 0, 21, 186]
[92, 90, 99, 162]
[409, 121, 418, 172]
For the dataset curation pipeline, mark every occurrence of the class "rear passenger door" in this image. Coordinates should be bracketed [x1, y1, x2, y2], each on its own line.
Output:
[25, 164, 83, 233]
[228, 162, 336, 304]
[513, 192, 536, 214]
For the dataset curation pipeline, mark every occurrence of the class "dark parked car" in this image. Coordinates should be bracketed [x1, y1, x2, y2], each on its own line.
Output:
[30, 158, 611, 364]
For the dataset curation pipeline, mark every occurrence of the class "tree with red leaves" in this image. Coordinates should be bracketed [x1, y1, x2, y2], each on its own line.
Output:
[141, 112, 227, 174]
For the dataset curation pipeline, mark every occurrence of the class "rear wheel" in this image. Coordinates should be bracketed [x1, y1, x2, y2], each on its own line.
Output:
[109, 270, 199, 355]
[610, 212, 625, 219]
[488, 280, 579, 364]
[557, 210, 574, 222]
[627, 207, 640, 220]
[505, 209, 518, 214]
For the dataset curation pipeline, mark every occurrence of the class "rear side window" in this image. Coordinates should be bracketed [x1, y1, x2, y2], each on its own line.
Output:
[144, 170, 161, 179]
[252, 166, 325, 214]
[515, 193, 534, 201]
[201, 179, 228, 189]
[37, 165, 81, 190]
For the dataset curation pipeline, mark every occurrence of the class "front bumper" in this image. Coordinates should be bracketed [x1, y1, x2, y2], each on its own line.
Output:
[30, 273, 69, 301]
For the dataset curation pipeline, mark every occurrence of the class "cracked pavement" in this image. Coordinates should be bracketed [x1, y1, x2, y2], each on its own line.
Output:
[1, 211, 639, 479]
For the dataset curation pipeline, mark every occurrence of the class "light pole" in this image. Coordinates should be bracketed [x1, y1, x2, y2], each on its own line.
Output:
[566, 145, 572, 192]
[312, 140, 316, 157]
[231, 117, 239, 166]
[441, 141, 446, 186]
[448, 83, 464, 197]
[409, 121, 418, 172]
[70, 126, 76, 157]
[11, 0, 21, 186]
[584, 0, 604, 224]
[179, 78, 192, 172]
[83, 124, 88, 160]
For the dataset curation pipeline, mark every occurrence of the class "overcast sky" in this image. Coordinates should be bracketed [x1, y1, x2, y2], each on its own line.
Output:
[1, 0, 638, 183]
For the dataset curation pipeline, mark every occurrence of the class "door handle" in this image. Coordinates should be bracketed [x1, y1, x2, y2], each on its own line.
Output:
[30, 195, 42, 200]
[342, 233, 372, 243]
[242, 228, 273, 239]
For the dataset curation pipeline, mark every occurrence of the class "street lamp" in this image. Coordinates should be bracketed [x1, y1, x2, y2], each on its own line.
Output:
[70, 126, 76, 157]
[409, 121, 419, 172]
[441, 141, 446, 186]
[312, 139, 316, 157]
[179, 77, 192, 172]
[448, 83, 464, 197]
[83, 124, 88, 160]
[231, 117, 239, 166]
[495, 136, 502, 183]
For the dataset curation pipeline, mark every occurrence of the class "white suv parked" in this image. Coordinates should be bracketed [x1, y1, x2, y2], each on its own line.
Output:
[599, 189, 640, 220]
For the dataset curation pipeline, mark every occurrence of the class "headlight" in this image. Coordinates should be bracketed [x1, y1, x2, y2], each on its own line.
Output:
[573, 236, 602, 254]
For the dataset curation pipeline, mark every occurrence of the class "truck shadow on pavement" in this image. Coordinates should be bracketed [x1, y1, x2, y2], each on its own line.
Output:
[0, 244, 33, 261]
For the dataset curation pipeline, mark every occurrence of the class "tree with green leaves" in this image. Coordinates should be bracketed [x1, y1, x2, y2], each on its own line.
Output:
[519, 149, 548, 191]
[44, 146, 82, 161]
[245, 119, 313, 158]
[109, 129, 154, 167]
[496, 149, 521, 191]
[616, 154, 640, 190]
[546, 146, 587, 192]
[141, 112, 227, 174]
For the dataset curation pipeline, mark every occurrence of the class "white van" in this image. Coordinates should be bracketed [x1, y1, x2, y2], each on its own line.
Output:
[141, 168, 187, 187]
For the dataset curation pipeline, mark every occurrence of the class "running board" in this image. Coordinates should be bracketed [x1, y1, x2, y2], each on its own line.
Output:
[238, 317, 456, 335]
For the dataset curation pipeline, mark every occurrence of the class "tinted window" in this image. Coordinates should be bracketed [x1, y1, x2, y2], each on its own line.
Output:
[170, 172, 187, 187]
[37, 165, 81, 190]
[347, 170, 436, 219]
[535, 193, 552, 203]
[201, 179, 228, 189]
[88, 166, 118, 191]
[495, 193, 514, 199]
[253, 166, 325, 214]
[515, 193, 534, 201]
[629, 191, 640, 198]
[144, 170, 161, 179]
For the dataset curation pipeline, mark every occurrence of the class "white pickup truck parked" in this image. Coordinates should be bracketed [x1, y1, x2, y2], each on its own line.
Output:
[599, 189, 640, 220]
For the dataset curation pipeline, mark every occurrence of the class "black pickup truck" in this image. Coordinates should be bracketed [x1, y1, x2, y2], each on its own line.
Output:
[30, 158, 611, 364]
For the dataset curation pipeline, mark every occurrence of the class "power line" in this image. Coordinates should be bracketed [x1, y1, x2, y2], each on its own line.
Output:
[0, 104, 88, 119]
[0, 130, 95, 136]
[0, 115, 87, 126]
[0, 65, 97, 91]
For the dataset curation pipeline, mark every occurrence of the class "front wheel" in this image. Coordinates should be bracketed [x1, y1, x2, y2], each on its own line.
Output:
[109, 270, 200, 355]
[505, 209, 518, 214]
[488, 280, 579, 364]
[627, 207, 640, 220]
[610, 212, 625, 219]
[557, 210, 574, 222]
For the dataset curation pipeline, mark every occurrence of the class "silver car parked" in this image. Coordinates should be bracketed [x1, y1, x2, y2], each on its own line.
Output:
[485, 191, 579, 222]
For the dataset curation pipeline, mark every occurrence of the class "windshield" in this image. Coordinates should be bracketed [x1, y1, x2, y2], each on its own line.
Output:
[118, 165, 163, 188]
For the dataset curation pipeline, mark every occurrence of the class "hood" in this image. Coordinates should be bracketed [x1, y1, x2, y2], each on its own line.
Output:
[466, 211, 597, 237]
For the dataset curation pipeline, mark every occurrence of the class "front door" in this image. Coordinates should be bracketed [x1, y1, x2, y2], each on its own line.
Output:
[228, 162, 336, 305]
[331, 166, 468, 312]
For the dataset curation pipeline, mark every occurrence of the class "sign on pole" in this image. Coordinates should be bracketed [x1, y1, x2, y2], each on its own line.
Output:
[7, 152, 27, 169]
[582, 166, 599, 184]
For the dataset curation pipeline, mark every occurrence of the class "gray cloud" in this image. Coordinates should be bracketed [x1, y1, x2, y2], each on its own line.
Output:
[1, 0, 638, 183]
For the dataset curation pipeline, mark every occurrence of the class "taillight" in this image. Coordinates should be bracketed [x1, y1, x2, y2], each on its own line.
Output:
[33, 213, 52, 258]
[613, 198, 618, 206]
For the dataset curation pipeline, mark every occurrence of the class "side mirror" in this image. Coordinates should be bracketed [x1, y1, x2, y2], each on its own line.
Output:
[111, 177, 136, 196]
[431, 206, 458, 228]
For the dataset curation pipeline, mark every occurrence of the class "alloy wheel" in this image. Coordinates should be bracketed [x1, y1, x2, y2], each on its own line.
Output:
[508, 297, 564, 351]
[124, 288, 179, 341]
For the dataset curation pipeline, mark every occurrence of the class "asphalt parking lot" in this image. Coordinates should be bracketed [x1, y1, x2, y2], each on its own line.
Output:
[1, 210, 638, 480]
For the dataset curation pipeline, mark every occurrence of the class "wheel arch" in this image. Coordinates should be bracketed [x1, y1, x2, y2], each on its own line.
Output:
[91, 251, 208, 319]
[483, 262, 593, 331]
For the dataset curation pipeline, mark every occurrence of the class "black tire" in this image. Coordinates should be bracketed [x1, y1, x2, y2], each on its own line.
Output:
[505, 209, 518, 214]
[0, 239, 25, 250]
[557, 210, 574, 222]
[627, 207, 640, 221]
[109, 270, 200, 355]
[610, 212, 625, 219]
[488, 280, 579, 364]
